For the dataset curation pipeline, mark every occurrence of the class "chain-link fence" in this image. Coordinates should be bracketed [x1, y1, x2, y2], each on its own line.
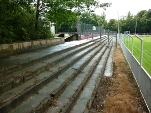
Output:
[77, 21, 117, 40]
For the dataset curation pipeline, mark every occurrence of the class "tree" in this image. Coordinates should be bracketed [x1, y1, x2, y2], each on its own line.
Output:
[0, 0, 110, 43]
[135, 9, 151, 33]
[107, 19, 117, 31]
[79, 12, 108, 28]
[106, 9, 151, 34]
[0, 0, 52, 43]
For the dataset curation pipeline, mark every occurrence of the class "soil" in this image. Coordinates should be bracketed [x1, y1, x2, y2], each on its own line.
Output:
[90, 45, 149, 113]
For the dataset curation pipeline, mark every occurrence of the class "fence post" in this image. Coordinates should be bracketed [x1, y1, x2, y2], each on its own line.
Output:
[132, 36, 134, 55]
[135, 35, 144, 67]
[140, 40, 144, 67]
[100, 27, 102, 43]
[77, 21, 81, 40]
[108, 29, 110, 46]
[128, 35, 134, 55]
[116, 32, 117, 48]
[92, 26, 93, 39]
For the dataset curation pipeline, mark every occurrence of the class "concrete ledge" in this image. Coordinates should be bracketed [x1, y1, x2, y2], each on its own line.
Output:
[0, 37, 64, 58]
[65, 34, 78, 42]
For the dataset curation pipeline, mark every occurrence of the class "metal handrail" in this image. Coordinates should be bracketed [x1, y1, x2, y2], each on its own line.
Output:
[127, 34, 134, 55]
[135, 35, 144, 67]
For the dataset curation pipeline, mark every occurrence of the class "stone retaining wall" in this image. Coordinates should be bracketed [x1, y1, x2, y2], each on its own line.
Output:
[0, 37, 64, 58]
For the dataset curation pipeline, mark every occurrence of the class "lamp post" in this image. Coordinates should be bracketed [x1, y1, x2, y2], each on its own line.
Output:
[117, 11, 120, 39]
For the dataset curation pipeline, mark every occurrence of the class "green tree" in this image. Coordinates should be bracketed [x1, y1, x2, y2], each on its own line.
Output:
[79, 12, 108, 28]
[107, 19, 117, 31]
[0, 0, 110, 43]
[118, 10, 151, 34]
[46, 0, 110, 31]
[0, 0, 52, 43]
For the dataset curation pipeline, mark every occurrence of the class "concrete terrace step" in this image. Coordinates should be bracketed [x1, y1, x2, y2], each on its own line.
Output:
[0, 37, 109, 113]
[0, 38, 101, 77]
[0, 39, 101, 94]
[45, 45, 113, 113]
[8, 42, 106, 113]
[104, 46, 114, 77]
[0, 36, 114, 113]
[70, 46, 113, 113]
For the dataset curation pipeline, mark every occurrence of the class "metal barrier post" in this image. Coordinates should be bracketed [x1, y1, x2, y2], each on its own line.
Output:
[127, 35, 134, 55]
[92, 26, 93, 40]
[77, 22, 81, 40]
[116, 32, 117, 48]
[140, 40, 144, 67]
[135, 35, 144, 67]
[108, 29, 110, 46]
[100, 27, 102, 43]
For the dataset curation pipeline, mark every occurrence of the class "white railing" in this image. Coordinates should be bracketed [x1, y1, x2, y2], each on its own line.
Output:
[118, 34, 151, 112]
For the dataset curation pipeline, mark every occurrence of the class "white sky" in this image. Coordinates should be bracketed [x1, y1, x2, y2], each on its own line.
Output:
[95, 0, 151, 21]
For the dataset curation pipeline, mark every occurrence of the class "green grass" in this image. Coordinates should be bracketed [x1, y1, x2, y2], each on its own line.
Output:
[124, 36, 151, 76]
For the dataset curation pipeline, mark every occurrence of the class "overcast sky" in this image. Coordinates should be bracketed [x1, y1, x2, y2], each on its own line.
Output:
[95, 0, 151, 21]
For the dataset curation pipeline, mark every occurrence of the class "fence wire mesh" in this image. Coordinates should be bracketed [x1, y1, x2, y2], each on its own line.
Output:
[77, 21, 117, 40]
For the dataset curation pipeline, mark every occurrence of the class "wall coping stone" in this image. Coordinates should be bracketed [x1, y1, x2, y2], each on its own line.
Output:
[0, 37, 64, 58]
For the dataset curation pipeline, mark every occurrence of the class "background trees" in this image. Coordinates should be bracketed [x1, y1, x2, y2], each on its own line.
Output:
[0, 0, 52, 43]
[0, 0, 110, 44]
[1, 0, 150, 44]
[117, 10, 151, 34]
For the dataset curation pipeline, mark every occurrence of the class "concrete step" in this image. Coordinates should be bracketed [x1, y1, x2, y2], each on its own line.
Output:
[8, 41, 107, 113]
[0, 39, 101, 94]
[0, 38, 101, 77]
[70, 46, 113, 113]
[0, 38, 109, 113]
[45, 44, 112, 113]
[0, 36, 114, 113]
[104, 46, 114, 77]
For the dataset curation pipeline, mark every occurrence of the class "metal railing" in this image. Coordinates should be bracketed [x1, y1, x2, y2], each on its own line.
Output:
[119, 34, 151, 112]
[135, 35, 144, 67]
[127, 35, 144, 67]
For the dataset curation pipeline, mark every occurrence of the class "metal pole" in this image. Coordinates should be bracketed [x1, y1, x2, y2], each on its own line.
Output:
[83, 23, 84, 35]
[140, 40, 143, 67]
[117, 11, 120, 45]
[100, 27, 101, 43]
[108, 29, 109, 46]
[128, 34, 134, 55]
[132, 36, 134, 55]
[116, 32, 117, 48]
[135, 35, 143, 67]
[77, 22, 81, 40]
[92, 26, 93, 40]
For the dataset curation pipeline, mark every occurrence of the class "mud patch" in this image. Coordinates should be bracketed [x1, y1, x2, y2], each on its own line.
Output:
[90, 45, 149, 113]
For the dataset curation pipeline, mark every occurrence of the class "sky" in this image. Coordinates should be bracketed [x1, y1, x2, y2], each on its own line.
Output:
[95, 0, 151, 21]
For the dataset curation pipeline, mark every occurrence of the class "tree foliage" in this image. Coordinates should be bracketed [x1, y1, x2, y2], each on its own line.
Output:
[45, 0, 110, 32]
[0, 0, 52, 44]
[107, 19, 117, 31]
[115, 10, 151, 34]
[78, 12, 108, 28]
[0, 0, 110, 44]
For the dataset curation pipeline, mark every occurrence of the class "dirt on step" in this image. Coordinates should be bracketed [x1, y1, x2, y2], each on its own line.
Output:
[90, 45, 149, 113]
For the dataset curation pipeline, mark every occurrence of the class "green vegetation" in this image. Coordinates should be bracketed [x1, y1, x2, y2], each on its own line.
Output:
[125, 36, 151, 75]
[0, 1, 52, 43]
[0, 0, 110, 44]
[106, 10, 151, 33]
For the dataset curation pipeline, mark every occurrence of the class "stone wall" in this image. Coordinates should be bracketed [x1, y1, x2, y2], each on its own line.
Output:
[0, 37, 64, 58]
